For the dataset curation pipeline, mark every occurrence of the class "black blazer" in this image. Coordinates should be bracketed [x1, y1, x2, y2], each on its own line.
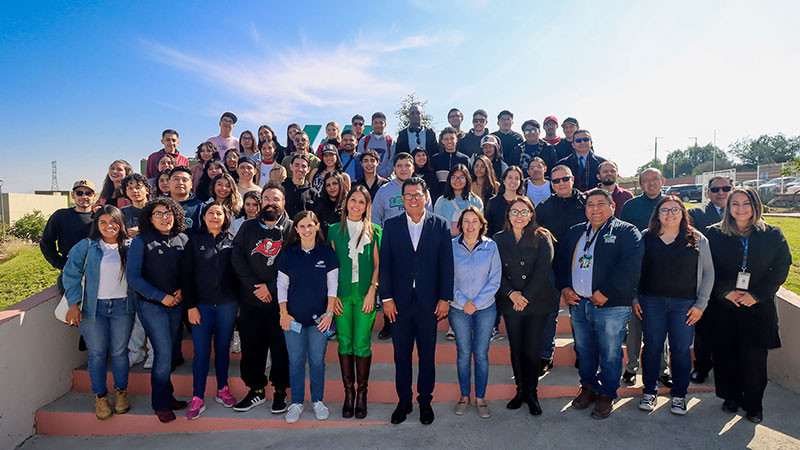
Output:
[493, 230, 558, 315]
[396, 127, 439, 156]
[689, 203, 722, 237]
[554, 217, 643, 307]
[379, 212, 454, 312]
[706, 224, 791, 349]
[555, 151, 606, 192]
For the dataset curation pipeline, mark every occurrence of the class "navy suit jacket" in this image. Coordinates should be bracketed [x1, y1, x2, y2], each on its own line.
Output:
[688, 202, 722, 237]
[396, 127, 439, 156]
[379, 212, 454, 311]
[554, 217, 643, 308]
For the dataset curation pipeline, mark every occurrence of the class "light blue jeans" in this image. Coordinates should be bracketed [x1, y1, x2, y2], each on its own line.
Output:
[79, 298, 135, 396]
[449, 304, 496, 398]
[284, 325, 328, 404]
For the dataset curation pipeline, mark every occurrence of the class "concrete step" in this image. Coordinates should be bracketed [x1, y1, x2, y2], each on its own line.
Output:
[372, 307, 573, 335]
[73, 359, 714, 403]
[35, 391, 393, 436]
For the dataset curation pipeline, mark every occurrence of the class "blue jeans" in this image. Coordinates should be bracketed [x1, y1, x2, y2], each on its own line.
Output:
[284, 325, 328, 404]
[79, 298, 135, 396]
[449, 304, 496, 398]
[136, 299, 183, 411]
[640, 296, 695, 398]
[570, 298, 631, 398]
[190, 301, 239, 398]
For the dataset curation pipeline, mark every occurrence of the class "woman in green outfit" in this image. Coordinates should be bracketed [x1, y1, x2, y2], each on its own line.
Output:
[328, 184, 381, 419]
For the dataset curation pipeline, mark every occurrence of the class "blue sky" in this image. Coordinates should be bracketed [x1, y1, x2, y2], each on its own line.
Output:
[2, 0, 799, 193]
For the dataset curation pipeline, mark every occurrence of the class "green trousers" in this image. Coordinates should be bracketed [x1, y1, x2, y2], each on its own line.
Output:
[334, 287, 376, 357]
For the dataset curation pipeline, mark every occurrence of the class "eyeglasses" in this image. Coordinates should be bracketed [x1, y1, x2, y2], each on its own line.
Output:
[509, 209, 531, 217]
[574, 137, 591, 143]
[659, 207, 682, 216]
[221, 119, 234, 125]
[523, 128, 538, 134]
[710, 186, 732, 193]
[472, 118, 486, 124]
[226, 155, 238, 160]
[452, 175, 466, 181]
[551, 176, 573, 184]
[402, 193, 425, 201]
[73, 190, 93, 197]
[242, 136, 253, 141]
[352, 122, 364, 126]
[153, 211, 174, 219]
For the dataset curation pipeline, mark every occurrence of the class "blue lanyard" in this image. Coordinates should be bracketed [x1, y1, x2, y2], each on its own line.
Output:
[740, 237, 749, 271]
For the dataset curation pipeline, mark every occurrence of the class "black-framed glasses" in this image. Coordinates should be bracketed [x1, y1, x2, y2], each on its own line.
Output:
[153, 211, 174, 219]
[659, 207, 682, 216]
[710, 186, 732, 193]
[509, 209, 531, 217]
[452, 175, 466, 181]
[402, 193, 425, 201]
[574, 137, 591, 143]
[551, 176, 573, 184]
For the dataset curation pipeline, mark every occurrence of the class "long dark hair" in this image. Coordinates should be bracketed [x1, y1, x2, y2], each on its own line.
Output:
[196, 160, 227, 202]
[320, 149, 344, 172]
[257, 124, 277, 149]
[286, 123, 301, 153]
[195, 141, 220, 163]
[442, 164, 472, 200]
[209, 172, 242, 214]
[471, 155, 499, 204]
[338, 185, 375, 246]
[99, 160, 133, 202]
[89, 205, 129, 276]
[647, 195, 698, 248]
[411, 147, 435, 174]
[154, 169, 172, 198]
[287, 210, 326, 246]
[498, 166, 526, 197]
[236, 190, 262, 219]
[138, 197, 187, 235]
[199, 201, 231, 234]
[239, 130, 257, 154]
[502, 196, 554, 247]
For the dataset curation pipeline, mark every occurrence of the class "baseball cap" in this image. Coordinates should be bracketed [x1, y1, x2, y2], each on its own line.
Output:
[72, 179, 96, 192]
[322, 143, 338, 154]
[221, 112, 238, 124]
[543, 116, 558, 125]
[480, 135, 500, 148]
[562, 117, 579, 126]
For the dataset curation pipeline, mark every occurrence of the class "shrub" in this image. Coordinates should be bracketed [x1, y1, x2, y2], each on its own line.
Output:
[0, 238, 32, 260]
[9, 210, 47, 242]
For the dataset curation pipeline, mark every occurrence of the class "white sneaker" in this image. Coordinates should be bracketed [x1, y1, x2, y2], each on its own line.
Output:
[670, 397, 688, 415]
[285, 403, 303, 423]
[639, 393, 657, 411]
[231, 331, 241, 354]
[143, 352, 154, 370]
[128, 350, 145, 368]
[313, 401, 329, 420]
[445, 327, 455, 341]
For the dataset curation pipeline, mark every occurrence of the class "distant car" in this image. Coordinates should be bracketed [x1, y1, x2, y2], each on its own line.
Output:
[741, 179, 761, 188]
[667, 184, 703, 202]
[759, 177, 798, 195]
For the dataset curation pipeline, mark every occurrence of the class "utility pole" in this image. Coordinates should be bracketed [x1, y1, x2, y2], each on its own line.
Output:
[688, 136, 697, 148]
[0, 178, 4, 234]
[712, 130, 717, 172]
[51, 161, 59, 191]
[655, 136, 664, 161]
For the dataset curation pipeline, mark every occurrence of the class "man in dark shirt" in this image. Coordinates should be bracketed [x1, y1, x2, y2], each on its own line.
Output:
[518, 119, 557, 178]
[395, 105, 439, 157]
[555, 129, 606, 192]
[168, 167, 203, 236]
[352, 149, 388, 200]
[351, 114, 366, 141]
[41, 179, 96, 293]
[596, 161, 633, 218]
[619, 167, 670, 386]
[554, 117, 579, 161]
[542, 116, 562, 146]
[445, 108, 466, 139]
[431, 127, 470, 194]
[491, 110, 524, 167]
[456, 109, 491, 159]
[282, 153, 319, 219]
[120, 173, 150, 237]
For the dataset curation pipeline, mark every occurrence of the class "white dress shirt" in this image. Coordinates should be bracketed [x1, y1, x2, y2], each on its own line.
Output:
[383, 211, 426, 303]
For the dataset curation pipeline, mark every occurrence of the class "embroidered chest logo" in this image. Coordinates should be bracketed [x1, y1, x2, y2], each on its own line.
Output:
[315, 260, 326, 268]
[251, 238, 282, 265]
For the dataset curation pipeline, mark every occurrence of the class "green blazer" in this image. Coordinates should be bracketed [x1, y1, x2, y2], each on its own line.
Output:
[327, 221, 382, 298]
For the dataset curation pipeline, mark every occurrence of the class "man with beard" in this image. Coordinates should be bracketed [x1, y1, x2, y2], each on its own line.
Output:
[596, 161, 632, 218]
[339, 129, 361, 181]
[231, 183, 292, 415]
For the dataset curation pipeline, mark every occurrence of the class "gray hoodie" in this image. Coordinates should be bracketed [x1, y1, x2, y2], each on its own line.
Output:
[371, 178, 432, 227]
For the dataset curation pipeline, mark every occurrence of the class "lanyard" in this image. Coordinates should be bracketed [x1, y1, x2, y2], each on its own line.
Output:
[740, 236, 749, 271]
[583, 219, 610, 252]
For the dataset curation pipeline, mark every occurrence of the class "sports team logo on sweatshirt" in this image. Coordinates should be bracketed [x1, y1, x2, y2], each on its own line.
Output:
[251, 238, 282, 265]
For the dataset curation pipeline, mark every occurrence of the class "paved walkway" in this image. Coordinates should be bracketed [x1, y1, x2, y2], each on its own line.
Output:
[21, 383, 800, 450]
[764, 213, 800, 218]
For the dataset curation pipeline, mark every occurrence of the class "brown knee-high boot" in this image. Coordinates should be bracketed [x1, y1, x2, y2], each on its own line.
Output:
[339, 353, 355, 418]
[355, 355, 371, 419]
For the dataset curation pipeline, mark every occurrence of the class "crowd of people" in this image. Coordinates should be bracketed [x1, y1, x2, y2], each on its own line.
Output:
[40, 108, 791, 426]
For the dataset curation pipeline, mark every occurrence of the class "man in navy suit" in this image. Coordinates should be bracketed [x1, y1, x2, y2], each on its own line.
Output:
[380, 177, 454, 425]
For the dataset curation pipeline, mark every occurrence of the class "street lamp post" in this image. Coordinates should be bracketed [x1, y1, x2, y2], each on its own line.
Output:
[0, 178, 5, 234]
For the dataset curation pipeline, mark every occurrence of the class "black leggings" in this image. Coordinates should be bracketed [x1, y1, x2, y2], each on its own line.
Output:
[504, 312, 549, 394]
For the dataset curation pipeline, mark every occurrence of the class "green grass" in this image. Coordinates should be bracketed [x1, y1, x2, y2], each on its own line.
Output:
[765, 217, 800, 295]
[0, 246, 59, 310]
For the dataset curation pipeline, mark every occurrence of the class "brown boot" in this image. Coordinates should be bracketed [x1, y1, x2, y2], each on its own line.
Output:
[591, 394, 614, 419]
[572, 384, 598, 410]
[355, 355, 372, 419]
[114, 388, 130, 414]
[339, 353, 355, 418]
[95, 394, 113, 420]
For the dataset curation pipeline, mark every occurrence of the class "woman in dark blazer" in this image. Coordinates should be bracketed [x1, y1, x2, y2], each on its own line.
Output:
[486, 166, 525, 237]
[706, 187, 791, 423]
[493, 196, 558, 416]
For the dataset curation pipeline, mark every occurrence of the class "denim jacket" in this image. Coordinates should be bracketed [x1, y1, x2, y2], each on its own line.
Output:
[451, 236, 501, 311]
[62, 238, 135, 321]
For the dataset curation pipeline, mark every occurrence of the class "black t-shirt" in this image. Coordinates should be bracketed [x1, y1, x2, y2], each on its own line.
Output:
[121, 205, 142, 230]
[639, 232, 698, 300]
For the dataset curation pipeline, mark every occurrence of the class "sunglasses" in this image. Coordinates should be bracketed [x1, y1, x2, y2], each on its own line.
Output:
[574, 137, 591, 143]
[352, 122, 364, 126]
[710, 186, 732, 193]
[472, 118, 487, 124]
[73, 190, 93, 197]
[551, 176, 573, 184]
[523, 128, 538, 134]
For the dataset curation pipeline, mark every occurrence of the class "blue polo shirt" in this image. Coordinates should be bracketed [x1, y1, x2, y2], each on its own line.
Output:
[277, 243, 339, 326]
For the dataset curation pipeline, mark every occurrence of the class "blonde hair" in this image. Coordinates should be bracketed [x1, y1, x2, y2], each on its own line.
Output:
[325, 121, 341, 139]
[717, 186, 766, 237]
[269, 164, 287, 184]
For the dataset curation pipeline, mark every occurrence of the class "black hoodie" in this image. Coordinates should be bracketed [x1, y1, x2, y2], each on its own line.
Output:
[535, 189, 587, 251]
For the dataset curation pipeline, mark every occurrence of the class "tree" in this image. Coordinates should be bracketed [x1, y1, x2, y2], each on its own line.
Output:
[395, 92, 435, 134]
[662, 144, 732, 177]
[729, 134, 800, 166]
[636, 158, 663, 177]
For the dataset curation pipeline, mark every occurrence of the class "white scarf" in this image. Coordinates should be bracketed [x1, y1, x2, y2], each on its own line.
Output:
[346, 219, 371, 283]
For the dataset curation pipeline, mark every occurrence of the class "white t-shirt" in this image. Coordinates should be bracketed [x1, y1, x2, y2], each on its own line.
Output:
[526, 180, 552, 206]
[259, 161, 276, 188]
[97, 241, 127, 299]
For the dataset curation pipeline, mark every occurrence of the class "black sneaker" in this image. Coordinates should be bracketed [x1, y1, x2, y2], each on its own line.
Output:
[658, 373, 673, 388]
[378, 324, 391, 340]
[271, 388, 288, 414]
[622, 370, 636, 385]
[233, 389, 266, 412]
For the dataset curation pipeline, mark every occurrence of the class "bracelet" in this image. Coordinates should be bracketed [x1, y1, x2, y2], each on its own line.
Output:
[324, 311, 333, 318]
[280, 311, 287, 315]
[371, 282, 379, 288]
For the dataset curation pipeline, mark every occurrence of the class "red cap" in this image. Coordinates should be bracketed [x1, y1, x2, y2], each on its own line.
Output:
[543, 116, 558, 125]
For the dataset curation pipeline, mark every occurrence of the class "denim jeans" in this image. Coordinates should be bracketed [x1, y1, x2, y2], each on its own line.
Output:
[284, 325, 328, 404]
[640, 296, 695, 398]
[449, 304, 496, 398]
[570, 298, 631, 398]
[136, 299, 183, 411]
[79, 298, 135, 396]
[190, 301, 239, 398]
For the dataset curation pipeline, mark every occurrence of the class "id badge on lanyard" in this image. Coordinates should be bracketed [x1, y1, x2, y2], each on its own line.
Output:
[736, 237, 750, 290]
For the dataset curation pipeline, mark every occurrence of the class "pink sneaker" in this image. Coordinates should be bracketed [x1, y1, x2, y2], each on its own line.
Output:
[216, 386, 236, 408]
[185, 396, 205, 420]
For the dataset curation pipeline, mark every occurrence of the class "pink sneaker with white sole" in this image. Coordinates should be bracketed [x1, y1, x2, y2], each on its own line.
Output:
[186, 396, 205, 420]
[216, 386, 236, 408]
